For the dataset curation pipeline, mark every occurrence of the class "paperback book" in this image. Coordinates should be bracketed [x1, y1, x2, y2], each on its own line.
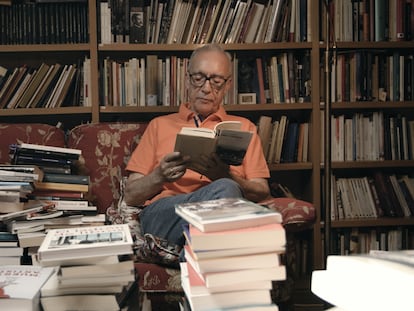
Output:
[174, 121, 253, 166]
[175, 197, 282, 232]
[0, 265, 55, 311]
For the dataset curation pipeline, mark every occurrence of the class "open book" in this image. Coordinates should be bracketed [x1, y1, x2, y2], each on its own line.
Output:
[174, 121, 253, 166]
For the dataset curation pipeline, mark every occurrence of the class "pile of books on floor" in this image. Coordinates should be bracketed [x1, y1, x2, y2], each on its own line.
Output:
[36, 224, 136, 311]
[175, 198, 286, 311]
[312, 250, 414, 311]
[0, 143, 100, 258]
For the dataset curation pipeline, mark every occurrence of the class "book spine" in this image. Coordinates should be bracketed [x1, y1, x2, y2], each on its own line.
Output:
[42, 173, 89, 185]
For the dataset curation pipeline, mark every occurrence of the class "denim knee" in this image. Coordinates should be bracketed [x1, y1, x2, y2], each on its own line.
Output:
[212, 178, 243, 197]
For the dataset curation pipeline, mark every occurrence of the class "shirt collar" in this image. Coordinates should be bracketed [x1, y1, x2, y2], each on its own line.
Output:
[179, 103, 228, 123]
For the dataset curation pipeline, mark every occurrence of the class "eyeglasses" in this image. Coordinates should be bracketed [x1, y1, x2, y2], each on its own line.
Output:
[188, 72, 230, 90]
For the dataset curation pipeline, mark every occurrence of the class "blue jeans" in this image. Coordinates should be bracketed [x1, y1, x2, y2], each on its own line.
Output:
[140, 178, 243, 246]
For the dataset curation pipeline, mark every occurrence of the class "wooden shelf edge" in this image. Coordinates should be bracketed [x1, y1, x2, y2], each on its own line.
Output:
[330, 217, 414, 228]
[100, 103, 312, 114]
[0, 44, 92, 52]
[327, 160, 414, 169]
[269, 162, 313, 171]
[0, 107, 93, 116]
[98, 42, 313, 52]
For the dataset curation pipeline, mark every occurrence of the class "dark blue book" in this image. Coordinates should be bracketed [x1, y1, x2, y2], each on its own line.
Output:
[42, 173, 89, 185]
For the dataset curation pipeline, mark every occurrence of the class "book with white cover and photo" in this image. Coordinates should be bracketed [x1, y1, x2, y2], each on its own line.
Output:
[37, 224, 133, 265]
[174, 120, 253, 166]
[175, 197, 282, 232]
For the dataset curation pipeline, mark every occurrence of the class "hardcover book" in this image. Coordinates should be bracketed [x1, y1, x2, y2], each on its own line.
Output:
[175, 197, 282, 232]
[37, 224, 133, 264]
[174, 121, 253, 166]
[0, 265, 55, 311]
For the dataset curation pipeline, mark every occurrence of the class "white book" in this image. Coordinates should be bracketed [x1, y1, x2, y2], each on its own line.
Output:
[37, 224, 133, 265]
[312, 253, 414, 311]
[0, 265, 55, 311]
[41, 294, 120, 311]
[18, 142, 81, 156]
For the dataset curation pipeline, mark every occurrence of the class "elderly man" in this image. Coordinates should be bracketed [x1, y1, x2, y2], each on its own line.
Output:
[124, 44, 270, 258]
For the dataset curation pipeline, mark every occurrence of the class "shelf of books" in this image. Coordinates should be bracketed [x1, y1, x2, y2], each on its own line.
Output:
[320, 0, 414, 264]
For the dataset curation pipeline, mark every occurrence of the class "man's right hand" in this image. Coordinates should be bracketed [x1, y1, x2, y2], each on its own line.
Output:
[159, 152, 190, 182]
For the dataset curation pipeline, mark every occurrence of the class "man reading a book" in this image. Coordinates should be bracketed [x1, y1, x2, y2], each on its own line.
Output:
[124, 44, 270, 264]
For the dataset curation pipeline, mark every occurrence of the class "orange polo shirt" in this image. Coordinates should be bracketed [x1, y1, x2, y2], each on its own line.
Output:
[126, 103, 270, 205]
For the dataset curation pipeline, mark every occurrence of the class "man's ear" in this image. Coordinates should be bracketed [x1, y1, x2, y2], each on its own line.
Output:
[185, 73, 190, 89]
[224, 77, 233, 92]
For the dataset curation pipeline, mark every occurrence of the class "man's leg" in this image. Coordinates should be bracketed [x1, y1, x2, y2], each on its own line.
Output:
[140, 178, 243, 246]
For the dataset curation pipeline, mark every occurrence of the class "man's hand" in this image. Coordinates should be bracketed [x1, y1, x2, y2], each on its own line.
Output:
[158, 152, 191, 182]
[190, 153, 231, 180]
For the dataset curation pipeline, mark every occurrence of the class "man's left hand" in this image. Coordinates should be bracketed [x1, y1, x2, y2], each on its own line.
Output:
[190, 153, 231, 180]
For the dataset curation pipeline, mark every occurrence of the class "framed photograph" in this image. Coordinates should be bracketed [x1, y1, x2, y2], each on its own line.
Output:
[238, 93, 256, 105]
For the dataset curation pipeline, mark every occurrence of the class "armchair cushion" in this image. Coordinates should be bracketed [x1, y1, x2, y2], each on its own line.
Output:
[67, 123, 147, 213]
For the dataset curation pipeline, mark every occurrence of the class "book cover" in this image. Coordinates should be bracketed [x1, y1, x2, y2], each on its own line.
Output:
[129, 0, 145, 43]
[0, 265, 55, 311]
[37, 224, 133, 264]
[174, 121, 253, 166]
[175, 197, 283, 233]
[184, 222, 285, 252]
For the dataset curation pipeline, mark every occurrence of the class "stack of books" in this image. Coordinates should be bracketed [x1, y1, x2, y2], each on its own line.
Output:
[0, 231, 24, 265]
[175, 198, 286, 311]
[36, 224, 136, 311]
[10, 143, 90, 206]
[0, 164, 43, 213]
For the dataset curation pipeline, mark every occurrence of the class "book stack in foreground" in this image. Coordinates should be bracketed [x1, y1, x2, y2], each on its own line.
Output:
[0, 265, 55, 311]
[35, 224, 136, 311]
[175, 198, 286, 311]
[312, 250, 414, 311]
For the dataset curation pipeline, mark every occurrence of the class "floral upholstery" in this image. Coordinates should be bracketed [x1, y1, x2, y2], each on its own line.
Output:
[67, 123, 147, 213]
[0, 123, 66, 164]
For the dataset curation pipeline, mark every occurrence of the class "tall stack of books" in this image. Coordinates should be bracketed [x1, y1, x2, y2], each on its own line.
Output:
[36, 224, 136, 311]
[175, 198, 286, 311]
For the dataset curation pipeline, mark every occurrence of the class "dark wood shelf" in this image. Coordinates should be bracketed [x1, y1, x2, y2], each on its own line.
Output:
[330, 217, 414, 228]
